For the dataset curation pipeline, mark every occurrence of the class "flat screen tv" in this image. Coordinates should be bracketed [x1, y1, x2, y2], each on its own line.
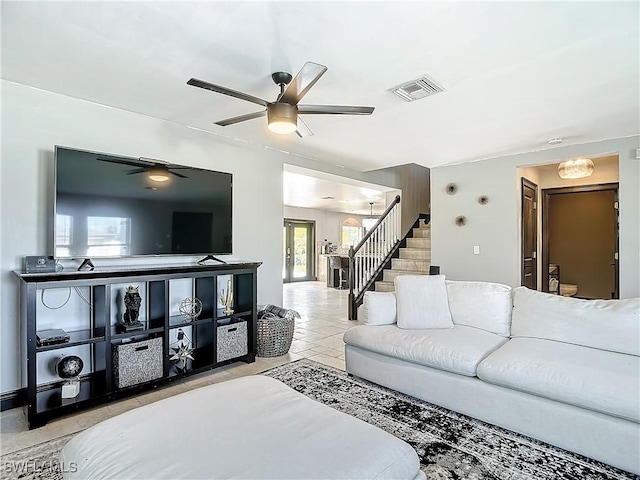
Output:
[53, 146, 232, 259]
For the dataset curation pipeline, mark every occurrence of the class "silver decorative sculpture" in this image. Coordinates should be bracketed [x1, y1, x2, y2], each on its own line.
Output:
[179, 297, 203, 322]
[220, 279, 234, 315]
[55, 355, 83, 399]
[170, 329, 194, 374]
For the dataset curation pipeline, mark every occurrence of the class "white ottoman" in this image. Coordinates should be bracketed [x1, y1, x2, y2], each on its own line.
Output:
[61, 375, 423, 479]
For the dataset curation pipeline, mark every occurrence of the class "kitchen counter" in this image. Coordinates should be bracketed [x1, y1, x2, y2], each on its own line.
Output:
[318, 254, 349, 288]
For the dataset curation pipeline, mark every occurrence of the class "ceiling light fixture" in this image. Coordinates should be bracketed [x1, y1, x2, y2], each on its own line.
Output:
[362, 202, 378, 231]
[548, 138, 563, 146]
[148, 167, 170, 182]
[267, 103, 297, 134]
[557, 158, 594, 179]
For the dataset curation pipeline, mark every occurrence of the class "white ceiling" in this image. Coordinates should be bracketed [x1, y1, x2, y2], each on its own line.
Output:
[283, 166, 396, 215]
[2, 2, 639, 173]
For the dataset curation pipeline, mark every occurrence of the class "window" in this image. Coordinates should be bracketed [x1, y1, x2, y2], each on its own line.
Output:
[362, 217, 378, 232]
[87, 216, 131, 256]
[341, 225, 362, 248]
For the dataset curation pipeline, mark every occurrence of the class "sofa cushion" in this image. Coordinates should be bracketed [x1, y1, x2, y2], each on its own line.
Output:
[343, 324, 508, 377]
[445, 281, 512, 337]
[394, 275, 454, 329]
[477, 338, 640, 423]
[361, 291, 397, 325]
[511, 287, 640, 356]
[61, 376, 421, 480]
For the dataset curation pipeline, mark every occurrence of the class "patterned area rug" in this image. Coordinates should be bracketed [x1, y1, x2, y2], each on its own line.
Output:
[264, 359, 639, 480]
[0, 433, 75, 480]
[1, 359, 638, 480]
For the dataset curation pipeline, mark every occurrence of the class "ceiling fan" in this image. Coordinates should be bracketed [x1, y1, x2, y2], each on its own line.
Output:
[96, 157, 189, 182]
[187, 62, 375, 137]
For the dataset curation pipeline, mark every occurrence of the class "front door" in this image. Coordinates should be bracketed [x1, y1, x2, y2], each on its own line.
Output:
[283, 220, 315, 283]
[521, 178, 538, 289]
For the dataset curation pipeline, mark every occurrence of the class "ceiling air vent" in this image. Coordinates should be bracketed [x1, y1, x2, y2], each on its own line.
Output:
[389, 75, 444, 102]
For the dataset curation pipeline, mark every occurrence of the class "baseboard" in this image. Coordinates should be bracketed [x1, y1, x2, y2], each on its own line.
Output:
[1, 388, 27, 411]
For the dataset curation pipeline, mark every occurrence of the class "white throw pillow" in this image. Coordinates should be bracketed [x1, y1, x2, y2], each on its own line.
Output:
[361, 291, 397, 325]
[445, 280, 513, 337]
[512, 287, 640, 356]
[394, 275, 454, 329]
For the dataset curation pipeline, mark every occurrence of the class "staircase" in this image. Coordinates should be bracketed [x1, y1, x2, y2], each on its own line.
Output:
[374, 221, 431, 292]
[347, 196, 432, 320]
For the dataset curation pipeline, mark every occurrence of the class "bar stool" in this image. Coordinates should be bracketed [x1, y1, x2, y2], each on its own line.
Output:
[329, 256, 349, 289]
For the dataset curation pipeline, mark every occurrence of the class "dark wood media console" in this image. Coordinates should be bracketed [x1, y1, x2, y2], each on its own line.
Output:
[15, 262, 261, 428]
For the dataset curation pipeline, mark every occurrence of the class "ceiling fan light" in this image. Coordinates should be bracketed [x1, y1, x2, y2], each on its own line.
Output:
[557, 158, 594, 179]
[148, 167, 170, 182]
[267, 103, 297, 134]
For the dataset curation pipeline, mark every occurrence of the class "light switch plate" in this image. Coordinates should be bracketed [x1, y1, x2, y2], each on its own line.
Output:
[473, 245, 480, 255]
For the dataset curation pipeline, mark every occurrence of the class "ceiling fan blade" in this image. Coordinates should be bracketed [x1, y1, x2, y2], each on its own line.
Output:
[187, 78, 269, 107]
[126, 168, 147, 175]
[278, 62, 327, 105]
[215, 110, 266, 127]
[170, 170, 188, 178]
[298, 105, 375, 115]
[295, 117, 314, 138]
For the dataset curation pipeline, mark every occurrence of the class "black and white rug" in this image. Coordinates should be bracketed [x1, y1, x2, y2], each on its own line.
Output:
[1, 359, 638, 480]
[263, 359, 638, 480]
[0, 433, 75, 480]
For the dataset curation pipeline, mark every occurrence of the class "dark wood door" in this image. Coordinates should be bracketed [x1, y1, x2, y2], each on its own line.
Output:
[543, 185, 619, 299]
[521, 178, 538, 289]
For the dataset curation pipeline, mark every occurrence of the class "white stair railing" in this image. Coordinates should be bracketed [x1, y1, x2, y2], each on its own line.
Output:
[348, 195, 401, 319]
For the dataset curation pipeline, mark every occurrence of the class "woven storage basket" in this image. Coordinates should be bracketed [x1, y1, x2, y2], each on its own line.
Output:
[257, 313, 295, 357]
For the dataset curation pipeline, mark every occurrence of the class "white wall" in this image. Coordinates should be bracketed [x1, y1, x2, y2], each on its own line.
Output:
[0, 81, 286, 394]
[431, 136, 640, 298]
[284, 206, 367, 248]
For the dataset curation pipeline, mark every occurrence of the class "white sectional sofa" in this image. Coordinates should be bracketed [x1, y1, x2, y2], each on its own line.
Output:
[343, 276, 640, 474]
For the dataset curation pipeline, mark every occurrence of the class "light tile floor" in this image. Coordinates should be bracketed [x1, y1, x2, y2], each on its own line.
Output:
[0, 281, 356, 455]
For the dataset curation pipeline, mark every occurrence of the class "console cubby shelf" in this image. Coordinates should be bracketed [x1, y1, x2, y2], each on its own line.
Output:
[16, 262, 261, 429]
[35, 330, 105, 352]
[169, 315, 215, 329]
[36, 373, 107, 415]
[110, 325, 165, 340]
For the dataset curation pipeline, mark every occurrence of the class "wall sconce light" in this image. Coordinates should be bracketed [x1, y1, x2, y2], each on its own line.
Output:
[557, 158, 594, 179]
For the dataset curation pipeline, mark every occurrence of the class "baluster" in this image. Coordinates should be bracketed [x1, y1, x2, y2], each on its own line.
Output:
[368, 237, 372, 282]
[373, 228, 377, 271]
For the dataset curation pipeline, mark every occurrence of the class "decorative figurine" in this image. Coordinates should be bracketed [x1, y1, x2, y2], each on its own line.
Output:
[170, 328, 194, 374]
[118, 285, 144, 333]
[179, 297, 203, 322]
[220, 279, 234, 316]
[55, 355, 83, 399]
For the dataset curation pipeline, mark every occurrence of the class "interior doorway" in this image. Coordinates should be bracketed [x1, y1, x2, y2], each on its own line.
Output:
[542, 185, 619, 299]
[521, 178, 538, 289]
[283, 219, 316, 283]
